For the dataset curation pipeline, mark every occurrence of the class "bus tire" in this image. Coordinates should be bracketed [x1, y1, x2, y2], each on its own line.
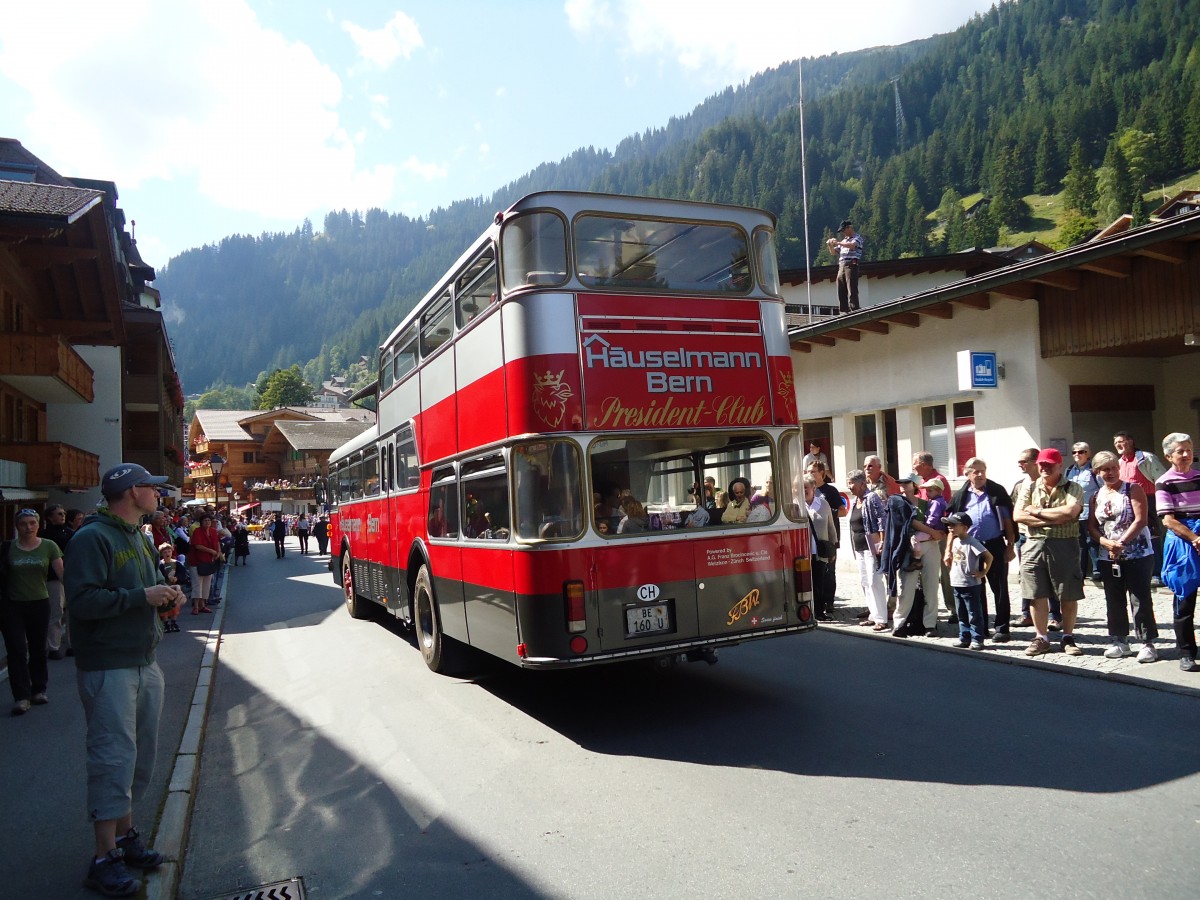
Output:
[342, 548, 369, 620]
[414, 564, 453, 673]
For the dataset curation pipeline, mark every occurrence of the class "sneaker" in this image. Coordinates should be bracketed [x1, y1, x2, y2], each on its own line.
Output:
[1104, 640, 1132, 659]
[1061, 635, 1083, 657]
[12, 699, 30, 716]
[1136, 643, 1158, 664]
[970, 641, 985, 651]
[31, 692, 48, 705]
[115, 828, 164, 869]
[1181, 655, 1197, 673]
[1016, 615, 1034, 627]
[955, 637, 971, 649]
[1025, 637, 1053, 657]
[83, 848, 138, 897]
[1048, 619, 1062, 632]
[991, 631, 1011, 643]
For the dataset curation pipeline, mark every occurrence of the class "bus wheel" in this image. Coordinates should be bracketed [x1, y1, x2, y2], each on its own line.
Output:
[414, 565, 449, 672]
[342, 549, 368, 620]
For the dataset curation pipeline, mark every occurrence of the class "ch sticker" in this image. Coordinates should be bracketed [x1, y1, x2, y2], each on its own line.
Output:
[726, 589, 761, 626]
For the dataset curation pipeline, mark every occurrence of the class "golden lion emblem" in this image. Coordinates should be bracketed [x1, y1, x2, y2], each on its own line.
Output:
[533, 370, 574, 428]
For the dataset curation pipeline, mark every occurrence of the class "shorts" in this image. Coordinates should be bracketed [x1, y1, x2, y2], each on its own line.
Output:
[1020, 537, 1085, 603]
[77, 663, 164, 822]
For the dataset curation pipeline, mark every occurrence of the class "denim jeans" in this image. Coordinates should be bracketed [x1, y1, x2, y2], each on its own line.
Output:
[954, 584, 987, 642]
[1174, 589, 1199, 655]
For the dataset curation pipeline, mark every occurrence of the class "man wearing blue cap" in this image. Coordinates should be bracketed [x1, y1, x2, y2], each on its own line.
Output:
[66, 463, 185, 897]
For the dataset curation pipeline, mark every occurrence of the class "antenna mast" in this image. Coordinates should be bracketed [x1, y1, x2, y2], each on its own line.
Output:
[799, 58, 812, 322]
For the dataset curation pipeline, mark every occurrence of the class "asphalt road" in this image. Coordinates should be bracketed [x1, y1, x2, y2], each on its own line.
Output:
[178, 541, 1200, 900]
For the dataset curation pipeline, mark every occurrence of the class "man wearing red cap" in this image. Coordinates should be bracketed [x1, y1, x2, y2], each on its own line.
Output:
[1013, 448, 1087, 656]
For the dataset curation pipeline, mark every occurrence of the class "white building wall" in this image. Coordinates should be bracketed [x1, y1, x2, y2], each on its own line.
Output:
[792, 294, 1198, 486]
[45, 345, 123, 510]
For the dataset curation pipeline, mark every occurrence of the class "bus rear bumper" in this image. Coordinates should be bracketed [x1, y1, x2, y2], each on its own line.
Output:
[518, 621, 817, 668]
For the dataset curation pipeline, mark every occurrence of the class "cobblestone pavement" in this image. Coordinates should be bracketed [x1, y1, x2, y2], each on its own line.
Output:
[826, 558, 1199, 697]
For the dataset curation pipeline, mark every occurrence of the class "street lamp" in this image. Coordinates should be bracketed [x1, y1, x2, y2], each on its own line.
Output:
[209, 453, 225, 506]
[225, 485, 233, 511]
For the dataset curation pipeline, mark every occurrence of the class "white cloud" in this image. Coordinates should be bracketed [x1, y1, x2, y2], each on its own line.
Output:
[0, 0, 394, 220]
[567, 0, 995, 81]
[341, 11, 424, 69]
[479, 143, 491, 160]
[401, 157, 449, 182]
[369, 94, 392, 130]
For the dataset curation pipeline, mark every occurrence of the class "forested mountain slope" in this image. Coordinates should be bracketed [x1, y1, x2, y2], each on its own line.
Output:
[160, 0, 1200, 396]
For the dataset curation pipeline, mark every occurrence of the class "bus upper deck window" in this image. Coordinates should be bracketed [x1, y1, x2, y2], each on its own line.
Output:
[500, 211, 567, 293]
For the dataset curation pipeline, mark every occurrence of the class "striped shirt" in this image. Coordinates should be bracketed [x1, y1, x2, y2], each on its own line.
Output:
[838, 232, 864, 263]
[1018, 478, 1084, 540]
[1156, 467, 1200, 518]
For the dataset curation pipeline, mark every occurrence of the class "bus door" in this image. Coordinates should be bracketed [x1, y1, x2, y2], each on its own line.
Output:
[457, 454, 518, 658]
[426, 468, 468, 643]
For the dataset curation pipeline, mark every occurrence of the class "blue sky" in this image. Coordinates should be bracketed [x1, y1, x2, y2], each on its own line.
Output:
[0, 0, 997, 267]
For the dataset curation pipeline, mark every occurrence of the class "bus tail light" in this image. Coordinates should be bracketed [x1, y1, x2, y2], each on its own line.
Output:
[564, 580, 586, 633]
[793, 556, 815, 621]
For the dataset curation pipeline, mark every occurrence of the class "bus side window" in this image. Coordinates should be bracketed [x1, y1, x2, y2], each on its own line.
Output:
[456, 248, 497, 327]
[428, 470, 459, 539]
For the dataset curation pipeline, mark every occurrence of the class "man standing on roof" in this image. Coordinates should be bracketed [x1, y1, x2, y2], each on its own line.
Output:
[826, 218, 864, 314]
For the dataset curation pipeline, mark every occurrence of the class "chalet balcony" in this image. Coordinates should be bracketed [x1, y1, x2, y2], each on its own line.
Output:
[194, 439, 211, 455]
[0, 441, 99, 490]
[0, 334, 94, 403]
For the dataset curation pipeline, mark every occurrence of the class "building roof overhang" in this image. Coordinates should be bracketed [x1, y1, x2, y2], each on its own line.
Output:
[788, 210, 1200, 358]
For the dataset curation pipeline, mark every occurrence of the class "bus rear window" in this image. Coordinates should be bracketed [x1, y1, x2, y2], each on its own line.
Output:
[590, 433, 775, 535]
[574, 214, 752, 294]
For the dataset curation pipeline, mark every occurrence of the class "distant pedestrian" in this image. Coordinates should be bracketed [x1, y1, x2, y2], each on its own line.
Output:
[66, 462, 183, 898]
[232, 518, 251, 565]
[313, 516, 330, 556]
[296, 513, 311, 554]
[1, 508, 65, 715]
[42, 503, 75, 658]
[271, 513, 288, 558]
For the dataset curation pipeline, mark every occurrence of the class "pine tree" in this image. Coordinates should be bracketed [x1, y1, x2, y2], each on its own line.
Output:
[1061, 139, 1097, 215]
[1096, 140, 1136, 224]
[1032, 128, 1058, 194]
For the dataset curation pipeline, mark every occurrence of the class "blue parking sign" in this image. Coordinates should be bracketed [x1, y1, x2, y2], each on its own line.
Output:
[971, 352, 998, 388]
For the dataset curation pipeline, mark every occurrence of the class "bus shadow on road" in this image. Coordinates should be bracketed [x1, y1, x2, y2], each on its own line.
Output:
[475, 631, 1200, 794]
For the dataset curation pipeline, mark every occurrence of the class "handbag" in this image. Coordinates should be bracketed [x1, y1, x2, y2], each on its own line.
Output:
[1162, 520, 1200, 597]
[815, 538, 836, 559]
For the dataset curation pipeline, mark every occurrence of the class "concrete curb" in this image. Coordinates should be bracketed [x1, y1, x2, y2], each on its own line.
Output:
[145, 579, 228, 900]
[820, 619, 1200, 700]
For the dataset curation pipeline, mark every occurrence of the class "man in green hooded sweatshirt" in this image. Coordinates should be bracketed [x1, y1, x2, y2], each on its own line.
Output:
[66, 463, 185, 897]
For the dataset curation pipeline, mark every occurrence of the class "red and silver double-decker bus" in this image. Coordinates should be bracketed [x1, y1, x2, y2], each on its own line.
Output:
[328, 191, 815, 673]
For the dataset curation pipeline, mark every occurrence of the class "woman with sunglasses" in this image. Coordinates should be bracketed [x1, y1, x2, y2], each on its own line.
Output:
[0, 508, 65, 715]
